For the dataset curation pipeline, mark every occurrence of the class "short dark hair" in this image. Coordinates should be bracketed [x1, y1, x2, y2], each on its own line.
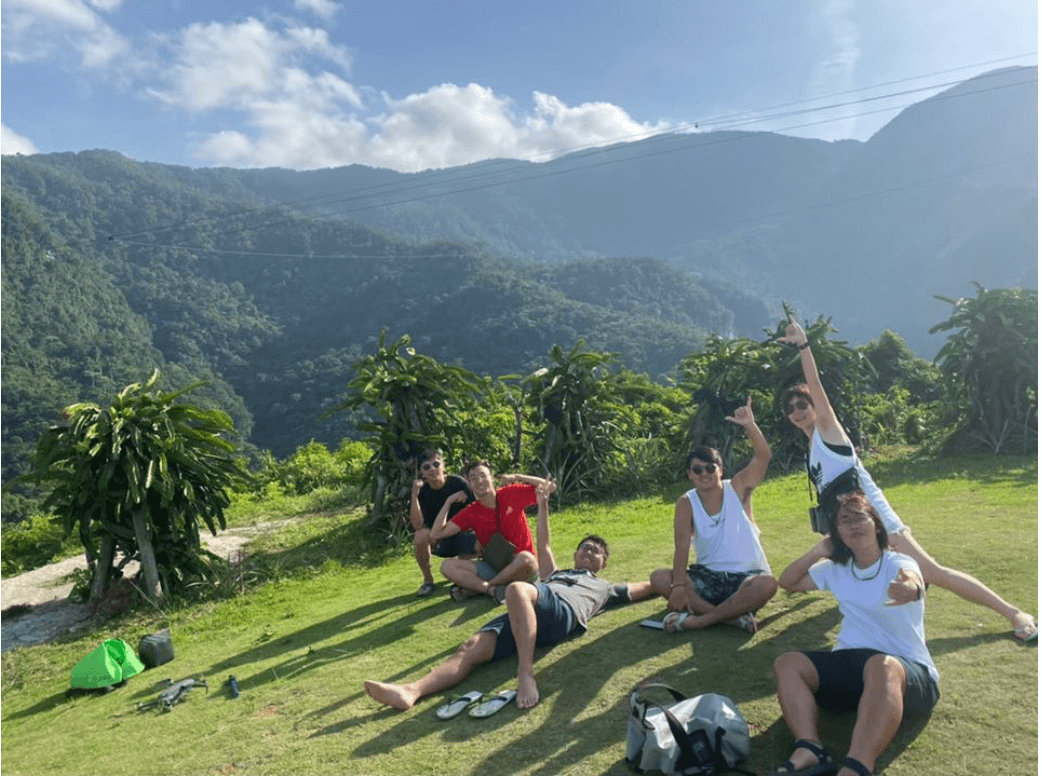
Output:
[463, 460, 493, 478]
[780, 383, 813, 415]
[576, 534, 610, 558]
[685, 446, 723, 470]
[419, 448, 443, 464]
[828, 490, 889, 564]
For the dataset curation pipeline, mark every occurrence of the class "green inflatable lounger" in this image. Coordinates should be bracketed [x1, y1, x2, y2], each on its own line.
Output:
[70, 639, 145, 692]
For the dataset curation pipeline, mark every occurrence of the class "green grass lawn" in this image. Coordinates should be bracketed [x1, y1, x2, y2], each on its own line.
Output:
[2, 451, 1037, 775]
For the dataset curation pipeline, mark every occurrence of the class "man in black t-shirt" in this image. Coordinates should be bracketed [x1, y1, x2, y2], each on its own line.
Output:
[409, 449, 475, 597]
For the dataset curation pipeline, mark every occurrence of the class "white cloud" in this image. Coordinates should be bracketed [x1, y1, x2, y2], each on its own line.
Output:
[193, 78, 669, 172]
[294, 0, 341, 21]
[149, 18, 356, 112]
[799, 0, 862, 139]
[4, 8, 667, 172]
[1, 0, 127, 68]
[1, 125, 39, 155]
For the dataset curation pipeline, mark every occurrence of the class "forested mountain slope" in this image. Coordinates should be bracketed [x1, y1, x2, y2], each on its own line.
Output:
[1, 67, 1034, 493]
[2, 154, 746, 483]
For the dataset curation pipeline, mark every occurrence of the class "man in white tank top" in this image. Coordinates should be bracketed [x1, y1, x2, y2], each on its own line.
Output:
[649, 398, 778, 634]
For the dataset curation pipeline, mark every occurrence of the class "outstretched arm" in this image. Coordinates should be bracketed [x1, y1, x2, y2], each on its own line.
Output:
[725, 397, 771, 512]
[776, 318, 848, 445]
[535, 478, 558, 579]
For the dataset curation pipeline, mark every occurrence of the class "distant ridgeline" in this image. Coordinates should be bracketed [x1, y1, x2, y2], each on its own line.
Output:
[0, 66, 1035, 491]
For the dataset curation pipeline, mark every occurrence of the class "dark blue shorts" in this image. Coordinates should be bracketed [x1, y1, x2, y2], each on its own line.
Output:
[480, 582, 577, 661]
[803, 648, 940, 716]
[688, 565, 767, 606]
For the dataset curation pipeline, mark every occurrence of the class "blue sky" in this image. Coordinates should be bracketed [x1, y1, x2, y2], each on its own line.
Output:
[1, 1, 1037, 172]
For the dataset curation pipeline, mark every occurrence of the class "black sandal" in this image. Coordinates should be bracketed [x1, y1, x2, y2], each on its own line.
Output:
[776, 739, 837, 775]
[839, 757, 871, 776]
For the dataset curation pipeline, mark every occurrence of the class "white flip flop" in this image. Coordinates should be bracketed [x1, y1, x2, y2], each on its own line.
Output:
[435, 690, 483, 720]
[469, 689, 517, 718]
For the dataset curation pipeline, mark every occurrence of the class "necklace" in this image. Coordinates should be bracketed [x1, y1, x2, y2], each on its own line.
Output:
[850, 554, 884, 581]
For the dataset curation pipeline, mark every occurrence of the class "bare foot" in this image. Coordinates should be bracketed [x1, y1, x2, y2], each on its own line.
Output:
[516, 670, 540, 709]
[363, 680, 418, 711]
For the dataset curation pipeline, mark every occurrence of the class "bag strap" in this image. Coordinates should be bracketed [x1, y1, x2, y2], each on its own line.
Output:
[651, 699, 758, 776]
[629, 683, 688, 723]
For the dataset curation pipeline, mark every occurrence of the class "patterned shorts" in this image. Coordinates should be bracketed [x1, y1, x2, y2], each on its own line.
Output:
[687, 565, 767, 606]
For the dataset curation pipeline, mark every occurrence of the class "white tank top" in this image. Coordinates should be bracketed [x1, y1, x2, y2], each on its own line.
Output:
[688, 481, 771, 574]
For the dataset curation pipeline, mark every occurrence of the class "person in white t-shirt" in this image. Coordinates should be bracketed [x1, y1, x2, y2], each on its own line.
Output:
[772, 491, 940, 776]
[777, 317, 1036, 644]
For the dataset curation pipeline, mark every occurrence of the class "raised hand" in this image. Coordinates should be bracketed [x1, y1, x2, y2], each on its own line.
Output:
[536, 477, 557, 503]
[724, 396, 755, 427]
[776, 318, 808, 347]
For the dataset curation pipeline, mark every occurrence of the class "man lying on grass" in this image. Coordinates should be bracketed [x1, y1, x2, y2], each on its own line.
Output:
[364, 479, 655, 711]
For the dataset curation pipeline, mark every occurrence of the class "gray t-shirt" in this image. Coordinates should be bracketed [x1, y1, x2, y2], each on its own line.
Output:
[545, 569, 630, 632]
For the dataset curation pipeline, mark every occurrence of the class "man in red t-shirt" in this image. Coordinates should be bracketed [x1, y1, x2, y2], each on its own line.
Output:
[431, 460, 547, 601]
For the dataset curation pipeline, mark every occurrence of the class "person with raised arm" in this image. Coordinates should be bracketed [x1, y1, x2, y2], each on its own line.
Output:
[363, 479, 656, 712]
[430, 461, 544, 602]
[648, 397, 778, 634]
[772, 491, 939, 776]
[778, 318, 1037, 643]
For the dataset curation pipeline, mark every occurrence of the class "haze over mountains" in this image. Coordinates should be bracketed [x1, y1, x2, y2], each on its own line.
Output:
[234, 66, 1037, 356]
[1, 66, 1036, 476]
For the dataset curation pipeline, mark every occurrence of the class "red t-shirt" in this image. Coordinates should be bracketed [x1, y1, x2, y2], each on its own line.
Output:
[450, 483, 536, 554]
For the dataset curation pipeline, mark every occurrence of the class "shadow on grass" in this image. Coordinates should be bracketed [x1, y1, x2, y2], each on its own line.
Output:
[169, 588, 509, 706]
[748, 710, 931, 774]
[4, 691, 74, 721]
[331, 595, 845, 774]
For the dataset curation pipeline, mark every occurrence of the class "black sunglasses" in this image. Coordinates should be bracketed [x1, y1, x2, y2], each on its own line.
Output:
[421, 460, 442, 471]
[785, 399, 810, 414]
[689, 463, 717, 475]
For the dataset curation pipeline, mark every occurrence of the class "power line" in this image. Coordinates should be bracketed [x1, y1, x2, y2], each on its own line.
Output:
[109, 53, 1035, 243]
[110, 148, 1034, 261]
[108, 63, 1036, 252]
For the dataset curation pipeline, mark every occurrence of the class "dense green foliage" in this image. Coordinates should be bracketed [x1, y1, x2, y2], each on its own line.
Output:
[1, 151, 1035, 540]
[1, 151, 735, 502]
[930, 284, 1038, 453]
[16, 371, 244, 599]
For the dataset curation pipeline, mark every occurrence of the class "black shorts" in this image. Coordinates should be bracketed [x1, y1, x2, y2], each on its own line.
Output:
[480, 583, 577, 661]
[803, 648, 939, 716]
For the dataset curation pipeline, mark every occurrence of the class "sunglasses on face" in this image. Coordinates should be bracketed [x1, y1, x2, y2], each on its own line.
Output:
[689, 463, 717, 475]
[786, 399, 810, 414]
[421, 460, 442, 471]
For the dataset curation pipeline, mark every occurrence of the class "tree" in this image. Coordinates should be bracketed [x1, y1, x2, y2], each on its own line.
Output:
[21, 370, 242, 602]
[930, 284, 1038, 453]
[676, 309, 877, 472]
[522, 342, 634, 502]
[324, 330, 488, 535]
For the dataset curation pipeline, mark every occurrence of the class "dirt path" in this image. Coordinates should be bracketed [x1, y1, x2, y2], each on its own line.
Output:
[0, 523, 286, 652]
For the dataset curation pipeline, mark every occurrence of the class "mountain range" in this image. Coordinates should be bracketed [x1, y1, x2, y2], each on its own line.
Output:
[1, 66, 1035, 489]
